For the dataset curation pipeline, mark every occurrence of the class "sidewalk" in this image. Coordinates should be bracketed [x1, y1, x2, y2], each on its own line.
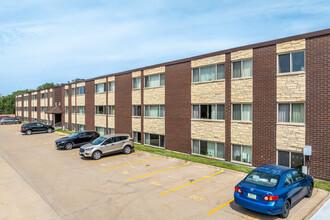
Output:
[311, 198, 330, 220]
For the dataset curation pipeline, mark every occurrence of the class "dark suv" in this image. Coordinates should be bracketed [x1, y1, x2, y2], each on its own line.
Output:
[55, 131, 100, 150]
[21, 122, 54, 135]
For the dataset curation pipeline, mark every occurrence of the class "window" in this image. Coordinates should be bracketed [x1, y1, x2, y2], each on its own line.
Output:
[133, 77, 141, 89]
[145, 105, 165, 117]
[278, 103, 304, 123]
[41, 107, 45, 112]
[41, 93, 46, 99]
[245, 171, 280, 187]
[32, 95, 37, 100]
[284, 173, 294, 186]
[108, 106, 115, 115]
[133, 105, 141, 116]
[192, 104, 225, 120]
[72, 106, 76, 113]
[145, 133, 165, 148]
[108, 128, 115, 134]
[71, 123, 76, 131]
[33, 107, 37, 112]
[232, 145, 252, 164]
[95, 106, 106, 115]
[95, 83, 106, 93]
[232, 104, 252, 121]
[24, 107, 28, 111]
[24, 96, 28, 101]
[278, 150, 304, 171]
[77, 87, 85, 95]
[96, 127, 106, 136]
[145, 73, 165, 88]
[133, 132, 141, 143]
[278, 51, 305, 74]
[192, 140, 225, 159]
[109, 82, 115, 92]
[49, 92, 53, 98]
[65, 90, 68, 96]
[77, 106, 85, 114]
[292, 170, 304, 181]
[71, 88, 76, 96]
[192, 64, 225, 83]
[232, 59, 252, 78]
[78, 124, 85, 131]
[65, 107, 68, 113]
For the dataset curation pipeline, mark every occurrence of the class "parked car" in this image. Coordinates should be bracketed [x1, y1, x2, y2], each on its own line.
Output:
[80, 134, 134, 160]
[55, 131, 100, 150]
[20, 122, 54, 135]
[0, 115, 10, 120]
[0, 117, 21, 124]
[234, 164, 313, 218]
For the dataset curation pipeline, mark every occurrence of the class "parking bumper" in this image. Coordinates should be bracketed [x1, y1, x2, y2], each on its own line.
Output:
[234, 192, 282, 215]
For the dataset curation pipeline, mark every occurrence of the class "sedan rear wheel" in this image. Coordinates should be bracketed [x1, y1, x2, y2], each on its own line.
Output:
[123, 146, 132, 154]
[65, 142, 73, 150]
[47, 128, 52, 133]
[26, 130, 32, 135]
[279, 200, 290, 218]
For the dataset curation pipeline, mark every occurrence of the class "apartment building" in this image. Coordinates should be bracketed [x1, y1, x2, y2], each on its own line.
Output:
[15, 29, 330, 180]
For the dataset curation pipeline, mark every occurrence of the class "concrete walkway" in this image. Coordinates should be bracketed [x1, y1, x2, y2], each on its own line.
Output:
[311, 198, 330, 220]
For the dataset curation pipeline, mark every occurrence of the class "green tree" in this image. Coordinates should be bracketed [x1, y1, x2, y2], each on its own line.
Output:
[36, 82, 59, 90]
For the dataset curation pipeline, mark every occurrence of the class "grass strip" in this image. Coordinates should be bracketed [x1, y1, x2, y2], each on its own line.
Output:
[55, 129, 74, 135]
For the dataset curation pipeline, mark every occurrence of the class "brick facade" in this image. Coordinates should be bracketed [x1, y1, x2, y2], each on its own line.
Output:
[85, 81, 95, 131]
[225, 53, 232, 161]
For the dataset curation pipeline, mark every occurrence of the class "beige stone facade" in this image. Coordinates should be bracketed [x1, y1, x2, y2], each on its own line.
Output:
[276, 39, 306, 54]
[191, 81, 225, 104]
[76, 114, 85, 124]
[277, 73, 305, 102]
[65, 114, 68, 123]
[71, 115, 76, 124]
[108, 92, 115, 105]
[71, 96, 76, 106]
[95, 93, 107, 105]
[231, 122, 253, 146]
[276, 124, 305, 152]
[65, 97, 69, 106]
[132, 71, 142, 78]
[108, 116, 115, 128]
[144, 66, 165, 76]
[144, 87, 165, 105]
[132, 90, 141, 105]
[144, 118, 165, 135]
[231, 49, 253, 61]
[64, 85, 69, 89]
[191, 54, 225, 68]
[231, 78, 253, 103]
[191, 120, 225, 142]
[77, 95, 85, 105]
[132, 117, 141, 132]
[108, 76, 115, 82]
[76, 82, 86, 87]
[95, 77, 106, 84]
[95, 115, 107, 127]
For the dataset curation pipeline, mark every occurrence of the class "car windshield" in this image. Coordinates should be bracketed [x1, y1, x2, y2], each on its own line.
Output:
[69, 132, 80, 138]
[91, 137, 107, 145]
[245, 170, 280, 188]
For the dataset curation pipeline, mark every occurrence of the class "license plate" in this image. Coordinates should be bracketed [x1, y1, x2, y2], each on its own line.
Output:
[248, 193, 256, 199]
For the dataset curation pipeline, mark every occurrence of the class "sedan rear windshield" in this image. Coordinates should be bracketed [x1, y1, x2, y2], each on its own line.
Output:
[92, 137, 107, 145]
[245, 171, 280, 188]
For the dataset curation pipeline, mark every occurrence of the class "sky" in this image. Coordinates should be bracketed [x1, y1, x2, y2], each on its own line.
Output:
[0, 0, 329, 95]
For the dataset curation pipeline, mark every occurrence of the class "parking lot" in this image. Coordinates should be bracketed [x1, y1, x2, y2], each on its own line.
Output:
[0, 124, 328, 220]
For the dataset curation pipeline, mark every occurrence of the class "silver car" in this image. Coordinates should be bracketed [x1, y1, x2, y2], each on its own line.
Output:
[79, 134, 134, 160]
[0, 117, 21, 125]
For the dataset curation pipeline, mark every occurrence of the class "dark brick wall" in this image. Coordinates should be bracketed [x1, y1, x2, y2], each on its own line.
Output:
[225, 53, 232, 161]
[306, 34, 330, 180]
[61, 86, 65, 126]
[253, 45, 277, 166]
[68, 85, 72, 130]
[165, 62, 191, 154]
[106, 78, 109, 132]
[115, 74, 132, 134]
[37, 91, 41, 122]
[141, 71, 144, 144]
[85, 81, 95, 131]
[28, 94, 31, 121]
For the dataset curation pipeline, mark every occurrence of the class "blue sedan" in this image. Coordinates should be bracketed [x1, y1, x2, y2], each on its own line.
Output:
[234, 164, 313, 218]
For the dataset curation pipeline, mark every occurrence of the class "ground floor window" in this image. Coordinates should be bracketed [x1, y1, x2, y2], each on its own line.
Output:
[133, 131, 141, 143]
[232, 145, 252, 164]
[192, 139, 225, 159]
[145, 133, 165, 148]
[278, 150, 304, 171]
[96, 127, 106, 136]
[24, 117, 28, 122]
[108, 128, 115, 134]
[33, 118, 37, 122]
[64, 123, 68, 130]
[78, 124, 85, 131]
[71, 123, 76, 131]
[41, 120, 48, 125]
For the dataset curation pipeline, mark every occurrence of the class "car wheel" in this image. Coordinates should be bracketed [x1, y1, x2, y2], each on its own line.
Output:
[92, 151, 102, 160]
[26, 130, 32, 135]
[65, 142, 73, 150]
[306, 183, 313, 198]
[123, 146, 132, 154]
[47, 128, 52, 133]
[279, 200, 290, 218]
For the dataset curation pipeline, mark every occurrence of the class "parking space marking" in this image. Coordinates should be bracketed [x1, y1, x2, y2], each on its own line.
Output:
[150, 181, 161, 186]
[99, 163, 107, 167]
[126, 162, 189, 181]
[243, 215, 260, 220]
[189, 195, 203, 202]
[101, 157, 161, 172]
[122, 171, 129, 174]
[83, 152, 140, 164]
[160, 170, 223, 196]
[68, 155, 81, 158]
[206, 199, 234, 215]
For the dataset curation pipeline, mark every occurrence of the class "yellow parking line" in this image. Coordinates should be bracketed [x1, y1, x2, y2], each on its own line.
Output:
[83, 152, 140, 164]
[207, 199, 234, 215]
[101, 157, 161, 172]
[68, 155, 81, 158]
[160, 170, 223, 196]
[126, 163, 189, 181]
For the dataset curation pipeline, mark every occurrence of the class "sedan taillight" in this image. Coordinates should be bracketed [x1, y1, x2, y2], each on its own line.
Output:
[263, 195, 278, 201]
[235, 186, 242, 194]
[130, 139, 133, 141]
[22, 127, 25, 130]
